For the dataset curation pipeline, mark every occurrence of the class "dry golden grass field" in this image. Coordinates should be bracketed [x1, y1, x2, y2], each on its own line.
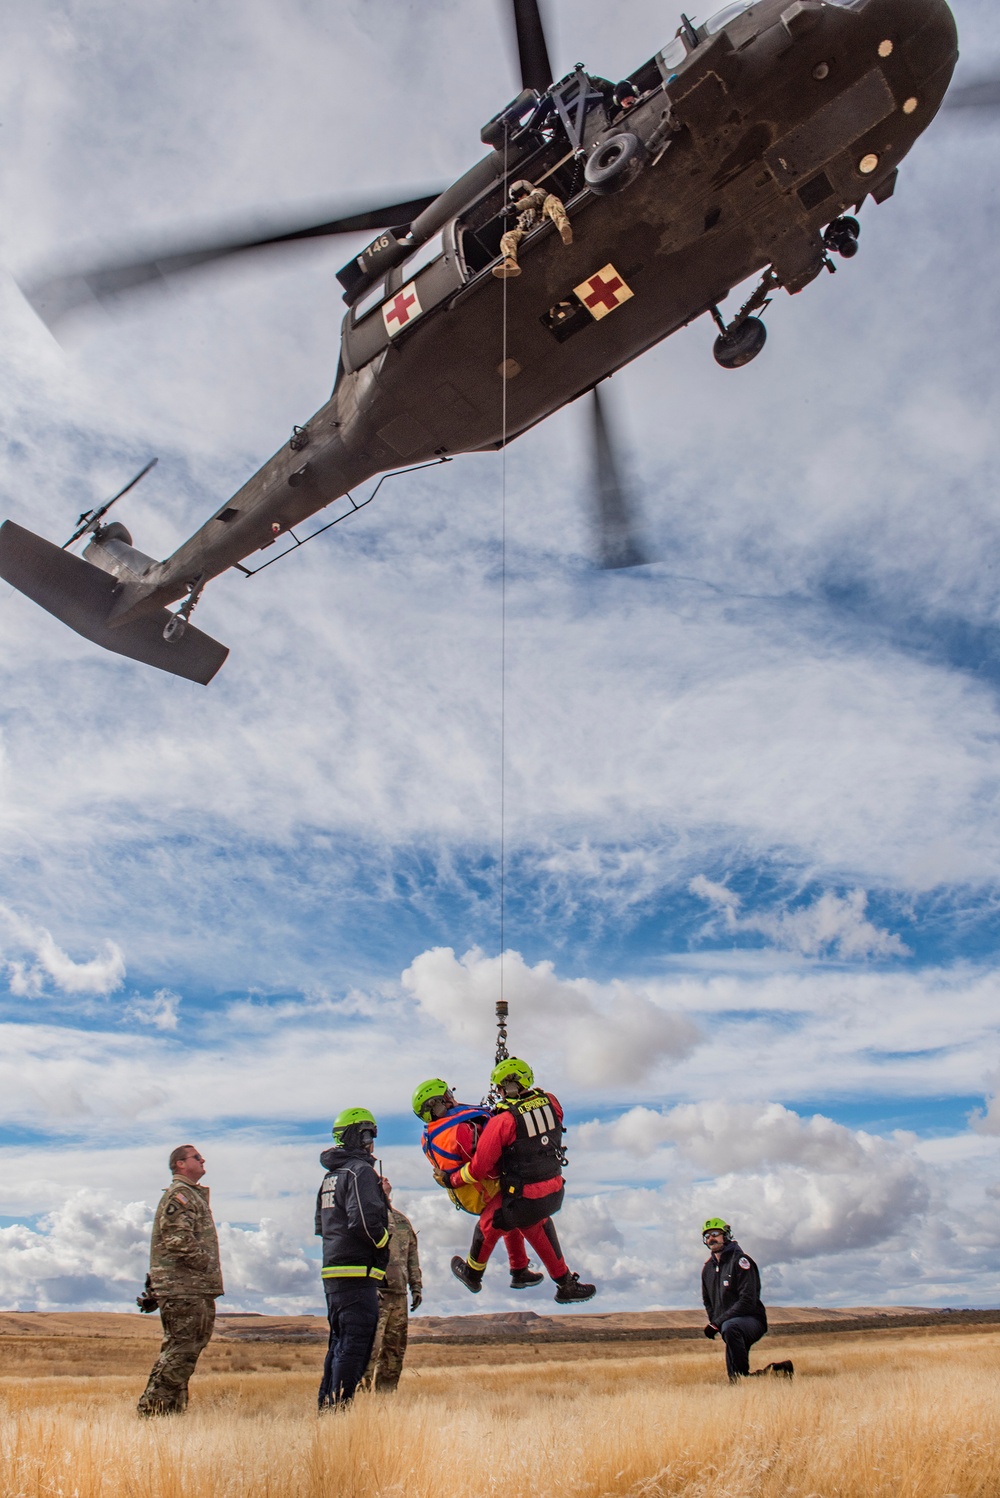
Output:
[1, 1314, 999, 1497]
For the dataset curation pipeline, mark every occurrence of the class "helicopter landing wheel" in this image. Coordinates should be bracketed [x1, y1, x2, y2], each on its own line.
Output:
[823, 216, 860, 258]
[713, 316, 767, 369]
[163, 614, 188, 643]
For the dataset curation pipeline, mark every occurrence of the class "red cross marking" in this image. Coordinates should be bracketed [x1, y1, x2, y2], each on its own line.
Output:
[582, 272, 625, 311]
[385, 289, 417, 327]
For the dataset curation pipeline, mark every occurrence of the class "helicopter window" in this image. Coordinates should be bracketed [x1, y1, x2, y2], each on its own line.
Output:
[703, 1, 754, 35]
[398, 229, 445, 282]
[353, 278, 390, 322]
[657, 36, 688, 75]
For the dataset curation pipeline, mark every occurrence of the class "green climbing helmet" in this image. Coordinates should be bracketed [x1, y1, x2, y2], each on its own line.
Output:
[491, 1056, 534, 1091]
[702, 1218, 732, 1243]
[412, 1078, 450, 1121]
[332, 1107, 378, 1144]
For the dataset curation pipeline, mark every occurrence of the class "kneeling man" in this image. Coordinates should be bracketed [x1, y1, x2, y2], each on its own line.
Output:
[701, 1218, 792, 1381]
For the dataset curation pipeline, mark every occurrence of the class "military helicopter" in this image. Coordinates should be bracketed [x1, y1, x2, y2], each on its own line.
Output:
[0, 0, 972, 683]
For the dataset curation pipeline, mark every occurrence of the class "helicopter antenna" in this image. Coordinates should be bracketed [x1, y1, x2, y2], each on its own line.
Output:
[63, 457, 158, 549]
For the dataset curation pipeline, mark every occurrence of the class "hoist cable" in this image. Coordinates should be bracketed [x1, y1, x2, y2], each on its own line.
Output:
[499, 124, 510, 1021]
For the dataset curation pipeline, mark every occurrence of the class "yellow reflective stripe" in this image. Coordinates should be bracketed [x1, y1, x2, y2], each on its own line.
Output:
[468, 1255, 487, 1272]
[321, 1266, 386, 1279]
[460, 1163, 476, 1185]
[374, 1230, 390, 1249]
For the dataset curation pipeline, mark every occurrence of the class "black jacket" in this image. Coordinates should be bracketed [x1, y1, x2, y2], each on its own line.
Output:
[315, 1146, 391, 1281]
[701, 1240, 767, 1330]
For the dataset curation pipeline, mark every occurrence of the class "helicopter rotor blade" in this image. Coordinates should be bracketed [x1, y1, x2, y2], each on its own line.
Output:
[22, 191, 445, 330]
[944, 75, 1000, 110]
[511, 0, 554, 94]
[590, 387, 650, 570]
[63, 457, 159, 549]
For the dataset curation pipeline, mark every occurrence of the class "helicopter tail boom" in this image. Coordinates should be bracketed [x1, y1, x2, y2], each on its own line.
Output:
[0, 521, 228, 684]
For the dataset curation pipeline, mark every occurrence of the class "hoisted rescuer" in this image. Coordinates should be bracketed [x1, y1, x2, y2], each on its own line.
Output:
[701, 1217, 792, 1382]
[315, 1107, 391, 1409]
[444, 1058, 596, 1303]
[413, 1077, 544, 1288]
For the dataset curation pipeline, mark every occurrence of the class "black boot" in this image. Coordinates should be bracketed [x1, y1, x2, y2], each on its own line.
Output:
[770, 1360, 794, 1378]
[510, 1267, 544, 1289]
[451, 1255, 484, 1293]
[553, 1270, 596, 1303]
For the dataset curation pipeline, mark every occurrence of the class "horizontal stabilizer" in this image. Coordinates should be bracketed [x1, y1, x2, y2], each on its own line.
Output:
[0, 521, 228, 684]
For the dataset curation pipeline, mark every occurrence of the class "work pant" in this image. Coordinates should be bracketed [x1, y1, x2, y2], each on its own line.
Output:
[720, 1315, 766, 1379]
[469, 1193, 568, 1280]
[499, 196, 570, 263]
[319, 1279, 380, 1408]
[362, 1289, 408, 1392]
[136, 1295, 216, 1416]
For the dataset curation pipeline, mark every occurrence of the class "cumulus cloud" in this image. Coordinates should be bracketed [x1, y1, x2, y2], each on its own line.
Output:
[402, 946, 700, 1087]
[123, 988, 181, 1030]
[0, 904, 125, 997]
[0, 1189, 318, 1312]
[689, 878, 909, 960]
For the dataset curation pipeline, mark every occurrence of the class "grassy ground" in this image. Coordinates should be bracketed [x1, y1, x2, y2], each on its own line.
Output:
[1, 1327, 999, 1496]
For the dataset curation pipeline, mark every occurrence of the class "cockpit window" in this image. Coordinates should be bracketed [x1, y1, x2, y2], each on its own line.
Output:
[657, 36, 688, 73]
[704, 1, 754, 35]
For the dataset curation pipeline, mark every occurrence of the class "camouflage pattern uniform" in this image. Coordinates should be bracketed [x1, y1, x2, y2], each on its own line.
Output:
[499, 186, 572, 269]
[136, 1176, 224, 1416]
[363, 1206, 421, 1392]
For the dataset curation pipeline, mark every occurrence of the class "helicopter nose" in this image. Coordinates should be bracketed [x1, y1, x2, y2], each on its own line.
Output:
[862, 0, 958, 111]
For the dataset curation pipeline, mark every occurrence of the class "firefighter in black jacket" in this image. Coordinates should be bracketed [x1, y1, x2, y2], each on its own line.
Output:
[315, 1107, 391, 1408]
[701, 1218, 791, 1381]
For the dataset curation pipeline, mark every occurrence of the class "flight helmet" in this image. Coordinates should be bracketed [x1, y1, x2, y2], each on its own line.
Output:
[332, 1107, 378, 1148]
[702, 1217, 732, 1244]
[412, 1078, 450, 1121]
[491, 1056, 534, 1092]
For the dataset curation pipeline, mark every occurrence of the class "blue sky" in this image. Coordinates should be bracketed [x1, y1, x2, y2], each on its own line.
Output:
[2, 0, 1000, 1316]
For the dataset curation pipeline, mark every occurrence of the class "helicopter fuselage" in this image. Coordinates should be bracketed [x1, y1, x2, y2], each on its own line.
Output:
[85, 0, 960, 632]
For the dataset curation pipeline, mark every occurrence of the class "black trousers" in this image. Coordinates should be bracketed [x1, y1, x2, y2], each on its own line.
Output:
[319, 1279, 380, 1407]
[720, 1315, 766, 1379]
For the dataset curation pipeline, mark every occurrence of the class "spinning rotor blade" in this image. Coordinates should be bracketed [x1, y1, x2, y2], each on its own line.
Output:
[944, 75, 1000, 110]
[23, 190, 444, 329]
[63, 457, 158, 548]
[590, 387, 650, 570]
[511, 0, 554, 93]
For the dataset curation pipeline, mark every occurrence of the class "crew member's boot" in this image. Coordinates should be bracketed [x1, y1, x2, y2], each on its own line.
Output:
[492, 256, 521, 279]
[451, 1255, 484, 1293]
[553, 1270, 596, 1303]
[510, 1267, 544, 1289]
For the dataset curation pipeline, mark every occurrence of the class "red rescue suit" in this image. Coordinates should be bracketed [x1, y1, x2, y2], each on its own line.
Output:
[423, 1102, 530, 1272]
[449, 1090, 568, 1280]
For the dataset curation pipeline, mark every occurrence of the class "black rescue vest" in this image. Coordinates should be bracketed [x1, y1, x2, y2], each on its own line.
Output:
[498, 1090, 564, 1196]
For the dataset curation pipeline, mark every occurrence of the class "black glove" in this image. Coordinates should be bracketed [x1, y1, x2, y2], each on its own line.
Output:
[410, 1291, 422, 1311]
[136, 1274, 159, 1314]
[704, 1324, 719, 1339]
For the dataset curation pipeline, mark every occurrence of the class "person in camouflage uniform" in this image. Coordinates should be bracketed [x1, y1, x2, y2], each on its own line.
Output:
[362, 1179, 422, 1393]
[493, 179, 573, 280]
[136, 1144, 224, 1417]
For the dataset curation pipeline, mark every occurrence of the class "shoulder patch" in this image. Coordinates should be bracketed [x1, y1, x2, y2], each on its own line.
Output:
[164, 1203, 178, 1216]
[174, 1192, 189, 1205]
[739, 1256, 751, 1269]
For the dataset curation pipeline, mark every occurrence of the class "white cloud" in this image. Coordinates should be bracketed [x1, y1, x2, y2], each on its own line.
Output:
[0, 903, 126, 997]
[402, 946, 701, 1087]
[123, 988, 181, 1030]
[689, 878, 909, 960]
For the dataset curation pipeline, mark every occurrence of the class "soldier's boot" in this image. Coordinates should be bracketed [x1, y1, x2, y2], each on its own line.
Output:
[376, 1377, 400, 1393]
[510, 1267, 545, 1289]
[770, 1360, 794, 1378]
[553, 1270, 596, 1304]
[451, 1255, 484, 1293]
[492, 256, 521, 279]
